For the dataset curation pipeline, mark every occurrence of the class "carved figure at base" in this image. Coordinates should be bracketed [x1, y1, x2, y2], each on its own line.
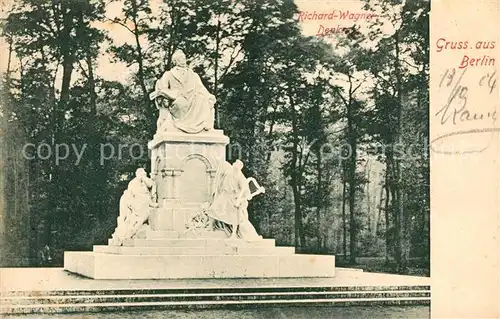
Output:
[150, 49, 216, 134]
[205, 160, 265, 240]
[110, 168, 158, 246]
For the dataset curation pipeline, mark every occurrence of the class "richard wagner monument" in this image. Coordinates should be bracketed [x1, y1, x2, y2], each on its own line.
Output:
[64, 50, 335, 279]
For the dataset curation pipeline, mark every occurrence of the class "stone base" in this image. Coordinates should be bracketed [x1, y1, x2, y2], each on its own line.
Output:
[64, 231, 335, 280]
[64, 251, 335, 280]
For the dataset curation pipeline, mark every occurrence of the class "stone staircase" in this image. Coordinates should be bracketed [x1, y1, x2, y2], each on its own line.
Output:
[1, 284, 430, 315]
[40, 229, 431, 315]
[63, 230, 336, 279]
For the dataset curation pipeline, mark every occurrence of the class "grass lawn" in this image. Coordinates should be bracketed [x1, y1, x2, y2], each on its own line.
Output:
[335, 256, 430, 277]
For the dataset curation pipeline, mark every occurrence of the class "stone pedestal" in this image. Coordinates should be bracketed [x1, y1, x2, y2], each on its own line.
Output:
[64, 229, 335, 279]
[148, 130, 229, 231]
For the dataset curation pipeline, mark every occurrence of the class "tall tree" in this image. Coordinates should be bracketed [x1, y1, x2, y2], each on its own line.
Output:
[3, 0, 108, 263]
[363, 0, 430, 273]
[328, 43, 370, 263]
[108, 0, 156, 137]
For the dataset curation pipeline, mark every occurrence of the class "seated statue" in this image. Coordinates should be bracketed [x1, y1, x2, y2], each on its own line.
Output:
[150, 49, 216, 134]
[110, 168, 158, 246]
[205, 160, 264, 240]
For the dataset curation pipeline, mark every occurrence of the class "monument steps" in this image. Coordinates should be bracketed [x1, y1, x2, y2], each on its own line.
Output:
[2, 284, 431, 297]
[119, 238, 277, 248]
[93, 245, 296, 255]
[1, 286, 430, 314]
[5, 290, 431, 305]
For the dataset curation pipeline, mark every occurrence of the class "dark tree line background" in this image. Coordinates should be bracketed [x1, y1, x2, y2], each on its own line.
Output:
[0, 0, 429, 275]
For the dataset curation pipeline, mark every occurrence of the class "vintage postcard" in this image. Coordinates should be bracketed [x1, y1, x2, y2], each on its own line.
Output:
[0, 0, 498, 318]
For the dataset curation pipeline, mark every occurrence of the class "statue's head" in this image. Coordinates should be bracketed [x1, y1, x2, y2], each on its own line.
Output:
[136, 168, 147, 177]
[232, 160, 244, 170]
[172, 49, 187, 67]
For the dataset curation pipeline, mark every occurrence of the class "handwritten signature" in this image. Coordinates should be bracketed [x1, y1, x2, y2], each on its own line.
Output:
[431, 67, 499, 154]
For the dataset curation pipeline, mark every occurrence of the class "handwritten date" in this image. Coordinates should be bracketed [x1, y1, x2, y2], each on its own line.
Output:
[435, 68, 497, 125]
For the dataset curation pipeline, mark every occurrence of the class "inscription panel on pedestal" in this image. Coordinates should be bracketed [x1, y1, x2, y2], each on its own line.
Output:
[179, 155, 210, 204]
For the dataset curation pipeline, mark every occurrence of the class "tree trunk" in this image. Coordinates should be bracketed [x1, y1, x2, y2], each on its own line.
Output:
[347, 149, 357, 264]
[0, 113, 31, 266]
[375, 184, 384, 234]
[289, 91, 304, 249]
[214, 18, 221, 128]
[86, 55, 97, 117]
[85, 43, 100, 224]
[46, 1, 76, 247]
[346, 76, 357, 265]
[315, 148, 323, 249]
[365, 161, 372, 234]
[1, 63, 10, 265]
[341, 173, 347, 259]
[394, 30, 409, 273]
[291, 173, 303, 249]
[130, 0, 154, 136]
[384, 167, 391, 263]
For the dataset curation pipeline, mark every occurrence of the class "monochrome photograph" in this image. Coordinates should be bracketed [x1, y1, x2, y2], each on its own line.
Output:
[0, 0, 433, 317]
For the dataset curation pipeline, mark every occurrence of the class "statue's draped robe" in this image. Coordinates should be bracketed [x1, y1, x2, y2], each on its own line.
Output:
[206, 163, 243, 226]
[207, 163, 262, 240]
[154, 66, 215, 134]
[110, 177, 156, 245]
[127, 178, 155, 221]
[111, 190, 133, 243]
